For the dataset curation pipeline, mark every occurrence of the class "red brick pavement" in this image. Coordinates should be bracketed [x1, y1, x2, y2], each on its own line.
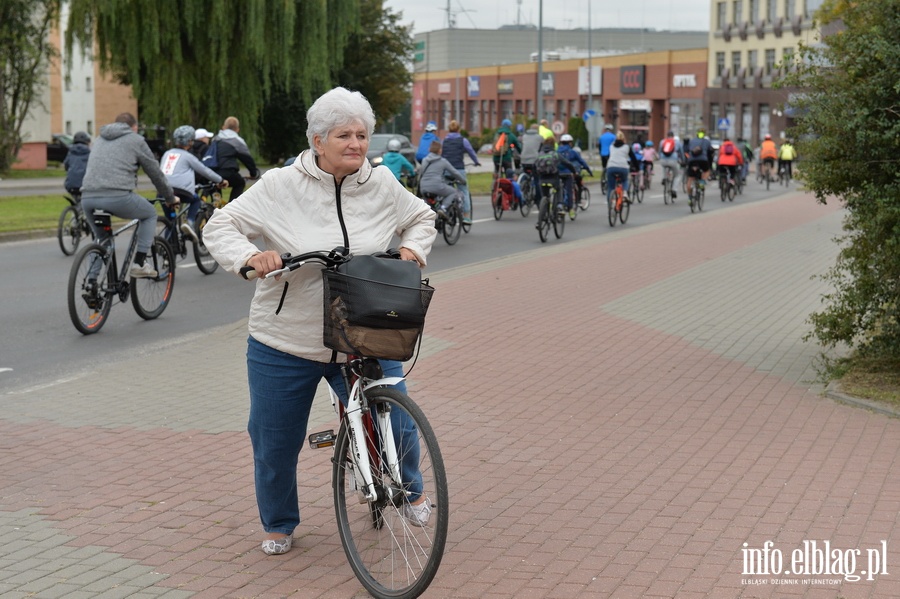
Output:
[2, 191, 899, 598]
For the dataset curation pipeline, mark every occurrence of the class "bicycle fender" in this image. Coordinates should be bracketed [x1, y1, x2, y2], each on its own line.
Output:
[363, 376, 405, 390]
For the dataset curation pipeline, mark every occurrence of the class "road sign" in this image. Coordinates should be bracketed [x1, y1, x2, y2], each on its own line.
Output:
[582, 109, 596, 122]
[717, 118, 731, 131]
[552, 120, 565, 135]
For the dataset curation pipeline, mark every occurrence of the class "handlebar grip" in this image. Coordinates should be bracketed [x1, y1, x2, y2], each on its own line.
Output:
[240, 266, 258, 280]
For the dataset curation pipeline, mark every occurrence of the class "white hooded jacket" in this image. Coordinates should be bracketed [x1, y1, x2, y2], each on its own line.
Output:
[203, 149, 437, 361]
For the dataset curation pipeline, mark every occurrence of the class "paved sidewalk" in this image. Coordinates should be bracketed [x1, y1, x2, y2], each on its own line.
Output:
[3, 190, 899, 598]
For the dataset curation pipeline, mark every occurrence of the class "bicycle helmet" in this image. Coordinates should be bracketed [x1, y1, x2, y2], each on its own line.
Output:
[632, 142, 642, 153]
[645, 140, 654, 147]
[764, 133, 772, 140]
[73, 131, 91, 145]
[172, 125, 196, 147]
[501, 118, 512, 127]
[386, 138, 401, 152]
[560, 133, 574, 143]
[604, 123, 613, 130]
[425, 121, 437, 132]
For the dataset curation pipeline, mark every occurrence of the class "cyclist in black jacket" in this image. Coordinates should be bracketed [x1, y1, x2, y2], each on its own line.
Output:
[211, 116, 259, 201]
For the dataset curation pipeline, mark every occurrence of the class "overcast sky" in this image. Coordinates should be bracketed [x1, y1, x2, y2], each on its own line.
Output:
[383, 0, 711, 34]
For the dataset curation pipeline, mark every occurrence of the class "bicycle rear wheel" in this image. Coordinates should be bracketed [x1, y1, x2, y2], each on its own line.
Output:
[68, 242, 114, 334]
[132, 237, 175, 320]
[619, 193, 630, 224]
[517, 174, 533, 217]
[553, 195, 565, 239]
[334, 388, 448, 599]
[442, 203, 462, 245]
[607, 192, 618, 227]
[58, 206, 84, 256]
[537, 196, 551, 242]
[194, 204, 219, 274]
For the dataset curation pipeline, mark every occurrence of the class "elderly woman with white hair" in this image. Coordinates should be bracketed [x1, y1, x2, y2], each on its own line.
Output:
[203, 87, 436, 556]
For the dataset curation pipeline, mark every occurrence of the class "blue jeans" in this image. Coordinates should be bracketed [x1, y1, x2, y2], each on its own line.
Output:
[606, 167, 629, 198]
[246, 336, 422, 535]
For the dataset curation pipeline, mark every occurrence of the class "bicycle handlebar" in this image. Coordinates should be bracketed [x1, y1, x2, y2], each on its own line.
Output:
[238, 247, 402, 280]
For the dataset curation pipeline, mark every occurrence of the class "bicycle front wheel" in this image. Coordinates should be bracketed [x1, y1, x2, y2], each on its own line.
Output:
[553, 195, 565, 239]
[68, 243, 114, 334]
[607, 193, 617, 227]
[131, 237, 175, 320]
[517, 174, 533, 216]
[58, 206, 84, 256]
[491, 185, 503, 220]
[334, 388, 448, 599]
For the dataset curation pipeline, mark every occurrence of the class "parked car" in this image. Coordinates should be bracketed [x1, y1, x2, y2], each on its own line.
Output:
[46, 134, 73, 163]
[367, 133, 416, 167]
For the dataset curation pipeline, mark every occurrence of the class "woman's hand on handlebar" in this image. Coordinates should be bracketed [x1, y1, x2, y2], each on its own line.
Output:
[399, 247, 422, 268]
[247, 250, 283, 279]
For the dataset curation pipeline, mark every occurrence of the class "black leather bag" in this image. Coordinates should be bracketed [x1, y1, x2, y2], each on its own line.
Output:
[322, 253, 434, 360]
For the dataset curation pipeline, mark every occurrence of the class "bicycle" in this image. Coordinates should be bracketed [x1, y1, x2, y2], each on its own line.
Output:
[718, 168, 736, 202]
[687, 177, 706, 214]
[629, 169, 644, 203]
[67, 199, 175, 334]
[490, 175, 521, 220]
[421, 191, 463, 246]
[241, 250, 449, 599]
[779, 163, 792, 187]
[156, 187, 219, 274]
[535, 178, 565, 242]
[57, 190, 92, 256]
[642, 162, 654, 191]
[607, 171, 630, 227]
[600, 166, 609, 197]
[661, 164, 677, 205]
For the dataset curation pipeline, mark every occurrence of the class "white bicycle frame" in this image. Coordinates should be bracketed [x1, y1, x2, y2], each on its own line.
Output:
[326, 375, 406, 503]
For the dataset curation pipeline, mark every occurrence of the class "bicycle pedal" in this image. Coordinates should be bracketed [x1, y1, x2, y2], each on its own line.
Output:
[308, 430, 336, 449]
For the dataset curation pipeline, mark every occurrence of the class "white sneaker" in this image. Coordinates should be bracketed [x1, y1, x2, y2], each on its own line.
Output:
[402, 500, 432, 527]
[180, 222, 199, 243]
[129, 261, 158, 279]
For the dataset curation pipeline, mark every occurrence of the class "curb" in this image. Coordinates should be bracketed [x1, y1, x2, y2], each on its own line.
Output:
[824, 381, 900, 419]
[0, 229, 55, 243]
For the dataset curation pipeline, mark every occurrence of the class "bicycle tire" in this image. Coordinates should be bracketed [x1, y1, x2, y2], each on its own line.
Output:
[537, 197, 551, 242]
[334, 388, 448, 599]
[58, 205, 84, 256]
[689, 187, 698, 213]
[68, 242, 113, 334]
[579, 186, 590, 210]
[553, 194, 565, 239]
[193, 204, 219, 274]
[727, 183, 736, 202]
[697, 187, 705, 212]
[517, 174, 533, 217]
[608, 191, 618, 227]
[442, 203, 462, 245]
[131, 237, 175, 320]
[620, 192, 630, 224]
[600, 174, 608, 196]
[633, 176, 644, 204]
[491, 184, 503, 220]
[663, 177, 671, 205]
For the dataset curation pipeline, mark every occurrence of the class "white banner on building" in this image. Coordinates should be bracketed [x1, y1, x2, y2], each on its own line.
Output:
[578, 66, 602, 96]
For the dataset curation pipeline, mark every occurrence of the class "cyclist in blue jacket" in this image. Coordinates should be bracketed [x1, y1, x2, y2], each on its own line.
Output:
[557, 134, 593, 218]
[415, 122, 439, 164]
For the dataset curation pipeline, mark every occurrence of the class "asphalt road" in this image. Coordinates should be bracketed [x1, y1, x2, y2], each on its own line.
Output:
[1, 173, 781, 393]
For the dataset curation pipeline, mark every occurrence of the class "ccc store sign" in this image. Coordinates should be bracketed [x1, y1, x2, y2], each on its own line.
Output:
[620, 65, 645, 95]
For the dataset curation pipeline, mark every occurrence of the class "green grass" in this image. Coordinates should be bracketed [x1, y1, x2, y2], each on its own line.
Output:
[833, 356, 900, 408]
[0, 191, 163, 233]
[2, 167, 66, 178]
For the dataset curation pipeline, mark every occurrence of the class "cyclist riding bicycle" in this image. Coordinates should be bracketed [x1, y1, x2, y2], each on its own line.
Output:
[642, 140, 657, 182]
[415, 121, 439, 165]
[557, 134, 593, 218]
[606, 131, 638, 200]
[599, 123, 616, 171]
[737, 136, 754, 183]
[760, 133, 778, 180]
[63, 131, 91, 195]
[683, 129, 714, 200]
[441, 119, 481, 224]
[519, 123, 544, 191]
[381, 138, 416, 182]
[209, 116, 260, 201]
[658, 131, 680, 199]
[629, 142, 644, 189]
[715, 137, 744, 186]
[80, 112, 175, 278]
[419, 140, 467, 220]
[778, 139, 797, 180]
[160, 125, 228, 242]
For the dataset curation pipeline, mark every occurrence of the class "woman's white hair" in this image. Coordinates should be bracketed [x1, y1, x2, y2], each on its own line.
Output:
[306, 87, 375, 154]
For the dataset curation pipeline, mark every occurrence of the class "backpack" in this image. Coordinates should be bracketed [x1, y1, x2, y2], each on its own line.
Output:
[723, 143, 734, 155]
[534, 150, 559, 176]
[492, 130, 510, 158]
[690, 142, 703, 156]
[661, 137, 675, 156]
[201, 139, 219, 169]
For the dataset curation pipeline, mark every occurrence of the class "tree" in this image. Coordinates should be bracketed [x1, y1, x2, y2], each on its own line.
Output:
[259, 0, 414, 163]
[786, 0, 900, 358]
[65, 0, 359, 145]
[567, 116, 589, 150]
[0, 0, 61, 174]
